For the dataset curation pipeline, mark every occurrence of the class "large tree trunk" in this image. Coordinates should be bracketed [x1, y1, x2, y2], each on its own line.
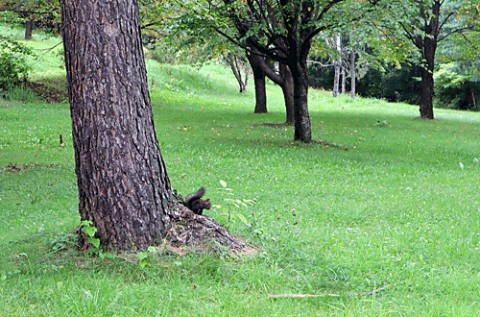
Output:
[25, 19, 34, 40]
[61, 0, 250, 253]
[253, 73, 267, 113]
[61, 0, 174, 250]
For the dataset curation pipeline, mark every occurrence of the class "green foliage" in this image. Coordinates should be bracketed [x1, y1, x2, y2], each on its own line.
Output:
[0, 0, 61, 32]
[0, 35, 33, 91]
[434, 63, 480, 111]
[214, 180, 256, 228]
[0, 9, 23, 24]
[80, 220, 101, 249]
[137, 246, 158, 268]
[140, 0, 235, 66]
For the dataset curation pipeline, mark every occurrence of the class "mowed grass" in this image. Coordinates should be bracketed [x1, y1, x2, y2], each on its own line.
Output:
[1, 29, 480, 316]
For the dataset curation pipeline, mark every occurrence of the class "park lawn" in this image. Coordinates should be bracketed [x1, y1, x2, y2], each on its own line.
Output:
[1, 30, 480, 316]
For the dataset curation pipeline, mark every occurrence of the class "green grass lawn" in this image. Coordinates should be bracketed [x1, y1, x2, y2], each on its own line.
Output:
[1, 28, 480, 316]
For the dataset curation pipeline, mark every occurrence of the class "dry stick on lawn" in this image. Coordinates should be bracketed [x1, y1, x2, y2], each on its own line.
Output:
[362, 284, 391, 296]
[268, 285, 390, 299]
[268, 294, 341, 299]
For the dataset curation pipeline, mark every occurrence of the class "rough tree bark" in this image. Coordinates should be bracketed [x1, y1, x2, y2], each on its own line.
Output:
[61, 0, 173, 250]
[61, 0, 249, 252]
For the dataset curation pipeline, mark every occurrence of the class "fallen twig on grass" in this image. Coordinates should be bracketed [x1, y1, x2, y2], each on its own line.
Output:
[268, 294, 341, 298]
[362, 284, 390, 296]
[269, 285, 391, 299]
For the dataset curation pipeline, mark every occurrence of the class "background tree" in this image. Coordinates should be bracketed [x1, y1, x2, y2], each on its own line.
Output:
[433, 3, 480, 111]
[205, 0, 382, 142]
[246, 46, 295, 124]
[0, 0, 60, 39]
[139, 1, 252, 97]
[160, 2, 295, 124]
[394, 0, 478, 119]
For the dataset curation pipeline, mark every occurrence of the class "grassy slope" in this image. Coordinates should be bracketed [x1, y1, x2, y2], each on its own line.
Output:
[1, 28, 480, 316]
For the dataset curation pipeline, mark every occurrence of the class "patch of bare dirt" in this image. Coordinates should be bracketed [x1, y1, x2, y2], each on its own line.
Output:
[252, 123, 289, 129]
[28, 78, 68, 103]
[5, 163, 57, 173]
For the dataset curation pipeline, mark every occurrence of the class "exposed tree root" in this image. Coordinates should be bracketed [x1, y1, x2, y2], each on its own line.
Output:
[75, 204, 256, 255]
[166, 205, 257, 255]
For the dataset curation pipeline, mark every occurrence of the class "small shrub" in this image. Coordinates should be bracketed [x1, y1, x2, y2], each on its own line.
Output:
[435, 65, 480, 111]
[0, 35, 34, 92]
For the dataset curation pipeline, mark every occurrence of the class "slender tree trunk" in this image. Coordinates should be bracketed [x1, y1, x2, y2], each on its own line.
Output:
[419, 1, 440, 119]
[350, 50, 356, 99]
[226, 53, 247, 93]
[332, 33, 341, 98]
[470, 87, 476, 109]
[420, 41, 436, 119]
[341, 67, 346, 94]
[25, 19, 34, 40]
[333, 63, 340, 97]
[61, 0, 174, 250]
[280, 64, 295, 125]
[420, 67, 435, 119]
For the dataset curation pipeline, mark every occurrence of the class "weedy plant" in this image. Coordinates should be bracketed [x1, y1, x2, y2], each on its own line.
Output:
[80, 220, 100, 250]
[137, 246, 158, 268]
[214, 180, 256, 228]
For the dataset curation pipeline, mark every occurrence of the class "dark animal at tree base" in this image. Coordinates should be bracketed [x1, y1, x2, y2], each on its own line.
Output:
[184, 187, 211, 215]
